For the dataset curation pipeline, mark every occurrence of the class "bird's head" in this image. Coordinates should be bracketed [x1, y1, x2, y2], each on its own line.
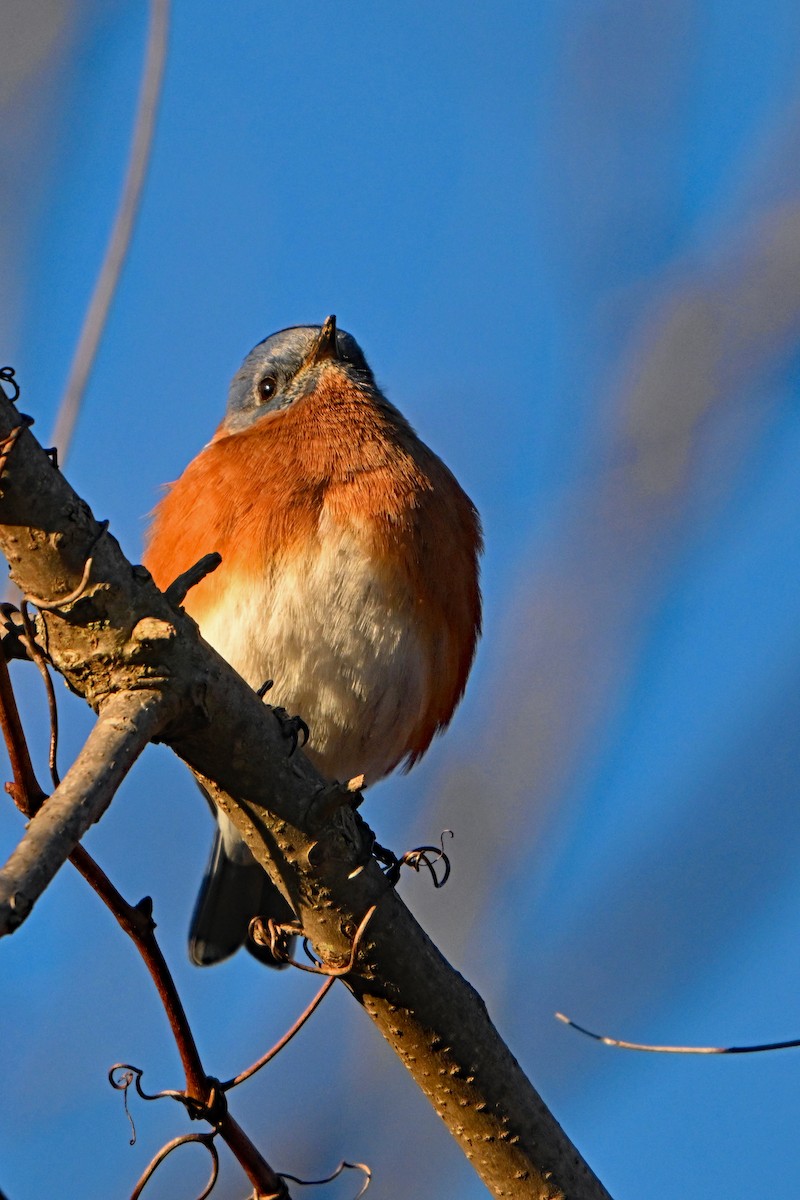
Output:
[223, 316, 377, 433]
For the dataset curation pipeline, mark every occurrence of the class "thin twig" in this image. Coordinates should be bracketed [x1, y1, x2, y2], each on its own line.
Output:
[0, 652, 46, 809]
[556, 1011, 800, 1055]
[51, 0, 170, 463]
[223, 976, 336, 1090]
[280, 1159, 371, 1198]
[72, 851, 208, 1092]
[128, 1132, 219, 1200]
[19, 603, 60, 788]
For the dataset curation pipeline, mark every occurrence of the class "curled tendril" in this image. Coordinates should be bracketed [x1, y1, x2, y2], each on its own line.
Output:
[372, 829, 454, 889]
[280, 1158, 372, 1198]
[109, 1063, 227, 1130]
[0, 366, 20, 403]
[110, 1062, 187, 1104]
[128, 1132, 219, 1200]
[24, 518, 108, 610]
[398, 828, 453, 888]
[109, 1065, 139, 1145]
[252, 905, 377, 978]
[109, 1063, 194, 1137]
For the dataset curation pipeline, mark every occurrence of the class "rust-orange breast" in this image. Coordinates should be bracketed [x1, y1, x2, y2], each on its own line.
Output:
[144, 372, 481, 779]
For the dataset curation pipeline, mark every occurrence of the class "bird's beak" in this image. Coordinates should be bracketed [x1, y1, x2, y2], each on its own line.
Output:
[303, 314, 340, 367]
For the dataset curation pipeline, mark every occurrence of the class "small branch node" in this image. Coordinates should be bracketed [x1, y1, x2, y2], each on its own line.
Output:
[164, 552, 222, 607]
[308, 779, 361, 825]
[134, 895, 154, 920]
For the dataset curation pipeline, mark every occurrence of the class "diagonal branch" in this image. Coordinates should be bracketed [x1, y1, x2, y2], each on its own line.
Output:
[0, 687, 167, 931]
[0, 385, 611, 1200]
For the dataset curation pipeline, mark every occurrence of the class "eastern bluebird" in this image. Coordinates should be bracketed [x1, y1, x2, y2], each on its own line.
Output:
[144, 317, 482, 966]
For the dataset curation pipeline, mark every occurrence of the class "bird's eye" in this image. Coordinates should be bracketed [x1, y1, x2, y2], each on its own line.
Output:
[256, 375, 278, 404]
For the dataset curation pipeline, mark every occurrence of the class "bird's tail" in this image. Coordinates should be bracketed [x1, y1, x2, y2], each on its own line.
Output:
[189, 821, 296, 968]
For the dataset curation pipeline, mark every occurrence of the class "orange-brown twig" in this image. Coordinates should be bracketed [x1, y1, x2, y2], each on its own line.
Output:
[128, 1131, 219, 1200]
[279, 1158, 371, 1198]
[222, 975, 336, 1091]
[0, 653, 46, 811]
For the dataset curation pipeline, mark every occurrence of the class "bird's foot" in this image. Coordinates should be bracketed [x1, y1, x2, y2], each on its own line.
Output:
[372, 840, 402, 884]
[271, 706, 310, 756]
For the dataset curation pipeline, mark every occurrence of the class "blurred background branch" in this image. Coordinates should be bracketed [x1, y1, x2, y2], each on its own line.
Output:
[50, 0, 169, 465]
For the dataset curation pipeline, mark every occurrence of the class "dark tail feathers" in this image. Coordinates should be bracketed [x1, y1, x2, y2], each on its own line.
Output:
[189, 827, 296, 968]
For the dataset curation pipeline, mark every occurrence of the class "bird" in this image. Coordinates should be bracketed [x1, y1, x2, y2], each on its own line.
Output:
[143, 316, 482, 967]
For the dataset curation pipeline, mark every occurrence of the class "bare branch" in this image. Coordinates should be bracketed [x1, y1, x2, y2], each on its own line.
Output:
[0, 688, 167, 932]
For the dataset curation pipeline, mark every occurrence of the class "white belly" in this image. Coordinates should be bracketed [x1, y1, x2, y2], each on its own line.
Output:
[195, 523, 429, 785]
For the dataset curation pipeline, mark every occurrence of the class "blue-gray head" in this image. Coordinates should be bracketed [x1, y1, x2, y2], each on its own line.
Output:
[224, 316, 376, 432]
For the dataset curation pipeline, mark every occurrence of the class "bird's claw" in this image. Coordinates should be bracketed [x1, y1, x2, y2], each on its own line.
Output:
[272, 706, 310, 756]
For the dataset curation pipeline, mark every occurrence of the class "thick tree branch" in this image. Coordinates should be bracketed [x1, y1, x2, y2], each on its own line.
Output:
[0, 389, 611, 1200]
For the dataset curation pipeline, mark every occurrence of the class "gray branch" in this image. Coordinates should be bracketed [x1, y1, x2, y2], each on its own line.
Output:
[0, 688, 170, 931]
[0, 390, 611, 1200]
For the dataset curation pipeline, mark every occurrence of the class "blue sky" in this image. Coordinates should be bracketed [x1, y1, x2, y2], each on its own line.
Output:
[4, 3, 800, 1197]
